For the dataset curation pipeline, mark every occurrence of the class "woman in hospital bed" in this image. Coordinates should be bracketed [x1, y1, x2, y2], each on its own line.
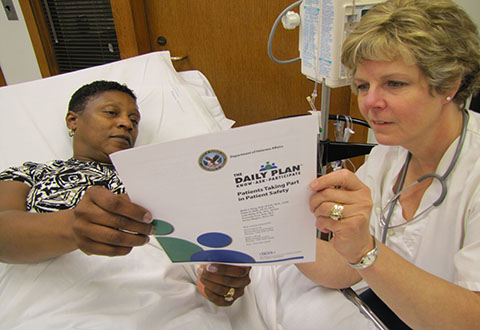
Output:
[0, 79, 251, 302]
[0, 79, 376, 329]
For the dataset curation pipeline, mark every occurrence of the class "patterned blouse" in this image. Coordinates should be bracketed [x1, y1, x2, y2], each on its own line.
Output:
[0, 158, 125, 213]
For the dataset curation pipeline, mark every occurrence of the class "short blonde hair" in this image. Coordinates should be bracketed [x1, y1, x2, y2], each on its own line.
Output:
[341, 0, 480, 107]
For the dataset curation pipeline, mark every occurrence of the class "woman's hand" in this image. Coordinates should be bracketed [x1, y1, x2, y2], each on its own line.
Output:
[71, 185, 154, 256]
[309, 169, 374, 264]
[196, 264, 251, 306]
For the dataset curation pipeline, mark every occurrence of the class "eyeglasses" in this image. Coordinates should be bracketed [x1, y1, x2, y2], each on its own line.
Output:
[379, 173, 447, 243]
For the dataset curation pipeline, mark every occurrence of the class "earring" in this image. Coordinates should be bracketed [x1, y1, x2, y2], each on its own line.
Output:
[68, 129, 75, 137]
[446, 96, 453, 101]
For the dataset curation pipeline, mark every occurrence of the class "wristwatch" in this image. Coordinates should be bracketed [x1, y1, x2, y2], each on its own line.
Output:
[348, 237, 380, 270]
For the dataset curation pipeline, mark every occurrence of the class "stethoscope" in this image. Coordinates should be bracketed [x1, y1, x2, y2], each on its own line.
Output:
[380, 110, 468, 243]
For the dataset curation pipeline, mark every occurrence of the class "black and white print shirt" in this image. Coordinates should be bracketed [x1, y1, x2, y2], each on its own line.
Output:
[0, 158, 125, 213]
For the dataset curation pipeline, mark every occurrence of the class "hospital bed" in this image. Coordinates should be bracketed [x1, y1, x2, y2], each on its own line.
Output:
[0, 51, 379, 329]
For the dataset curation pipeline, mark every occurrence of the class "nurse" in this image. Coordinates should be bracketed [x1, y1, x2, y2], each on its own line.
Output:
[300, 0, 480, 328]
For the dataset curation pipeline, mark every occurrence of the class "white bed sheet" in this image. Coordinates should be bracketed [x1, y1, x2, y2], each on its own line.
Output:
[0, 240, 375, 330]
[0, 52, 376, 330]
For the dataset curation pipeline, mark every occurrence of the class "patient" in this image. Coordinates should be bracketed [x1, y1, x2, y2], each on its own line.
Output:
[0, 80, 250, 307]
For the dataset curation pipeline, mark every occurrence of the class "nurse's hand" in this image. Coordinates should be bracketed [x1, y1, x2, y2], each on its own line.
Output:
[196, 263, 251, 306]
[71, 186, 154, 256]
[309, 169, 374, 264]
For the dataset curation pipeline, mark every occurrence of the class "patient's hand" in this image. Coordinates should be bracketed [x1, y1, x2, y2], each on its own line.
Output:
[71, 186, 154, 256]
[196, 264, 252, 306]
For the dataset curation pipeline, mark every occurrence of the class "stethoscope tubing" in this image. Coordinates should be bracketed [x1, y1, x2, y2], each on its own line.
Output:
[380, 110, 468, 243]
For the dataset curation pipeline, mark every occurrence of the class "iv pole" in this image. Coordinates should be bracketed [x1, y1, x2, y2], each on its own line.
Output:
[319, 79, 331, 176]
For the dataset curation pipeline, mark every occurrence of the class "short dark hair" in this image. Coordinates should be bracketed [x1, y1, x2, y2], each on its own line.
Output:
[68, 80, 137, 113]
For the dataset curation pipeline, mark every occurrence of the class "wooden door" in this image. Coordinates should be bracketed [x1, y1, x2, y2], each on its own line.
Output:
[144, 0, 353, 127]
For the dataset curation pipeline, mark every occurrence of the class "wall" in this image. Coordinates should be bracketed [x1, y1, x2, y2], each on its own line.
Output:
[455, 0, 480, 26]
[0, 0, 479, 86]
[0, 0, 41, 85]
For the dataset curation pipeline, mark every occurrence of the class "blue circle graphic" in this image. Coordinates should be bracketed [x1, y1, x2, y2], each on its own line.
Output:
[197, 232, 232, 248]
[190, 250, 255, 263]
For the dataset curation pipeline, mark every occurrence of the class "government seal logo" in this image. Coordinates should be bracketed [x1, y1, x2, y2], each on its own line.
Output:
[199, 150, 227, 171]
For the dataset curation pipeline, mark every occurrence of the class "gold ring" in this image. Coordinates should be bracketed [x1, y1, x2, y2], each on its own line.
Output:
[224, 287, 235, 302]
[329, 203, 344, 221]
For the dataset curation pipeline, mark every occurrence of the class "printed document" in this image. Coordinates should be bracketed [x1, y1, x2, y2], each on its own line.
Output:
[110, 115, 318, 265]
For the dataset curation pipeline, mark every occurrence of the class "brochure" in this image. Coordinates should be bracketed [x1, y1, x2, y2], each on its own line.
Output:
[110, 115, 318, 265]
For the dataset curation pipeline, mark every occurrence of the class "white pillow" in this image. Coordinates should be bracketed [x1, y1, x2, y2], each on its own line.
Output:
[0, 51, 234, 170]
